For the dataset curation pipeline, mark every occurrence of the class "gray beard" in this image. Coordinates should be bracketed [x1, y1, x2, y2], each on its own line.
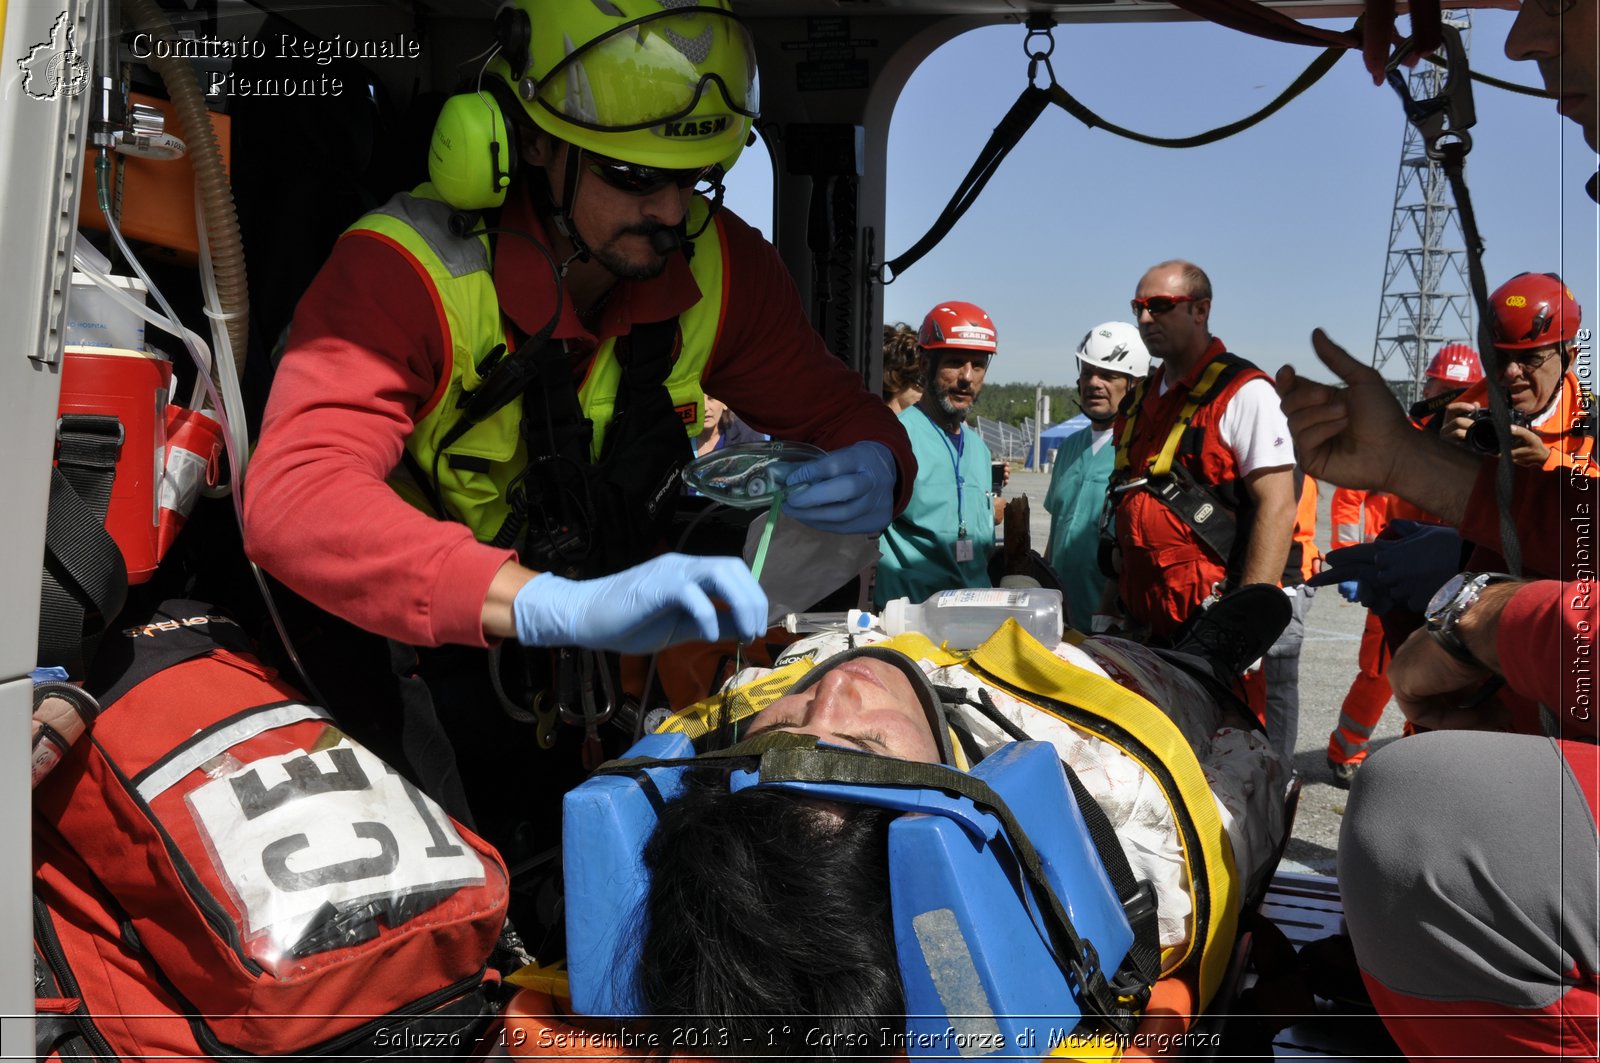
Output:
[934, 389, 972, 426]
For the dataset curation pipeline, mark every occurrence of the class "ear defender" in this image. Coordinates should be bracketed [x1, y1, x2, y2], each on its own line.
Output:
[429, 82, 521, 211]
[494, 4, 533, 80]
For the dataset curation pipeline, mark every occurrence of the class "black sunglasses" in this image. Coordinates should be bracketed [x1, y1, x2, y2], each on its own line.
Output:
[584, 152, 717, 196]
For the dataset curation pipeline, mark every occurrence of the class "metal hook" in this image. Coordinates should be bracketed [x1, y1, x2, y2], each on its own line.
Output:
[532, 690, 560, 750]
[1385, 24, 1475, 160]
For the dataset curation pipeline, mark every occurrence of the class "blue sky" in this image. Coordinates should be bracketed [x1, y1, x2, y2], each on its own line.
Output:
[726, 9, 1597, 387]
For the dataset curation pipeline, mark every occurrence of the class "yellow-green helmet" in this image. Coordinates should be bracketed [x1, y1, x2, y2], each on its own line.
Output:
[492, 0, 759, 171]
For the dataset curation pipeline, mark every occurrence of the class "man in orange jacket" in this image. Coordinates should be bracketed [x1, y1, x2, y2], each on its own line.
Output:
[1324, 486, 1390, 786]
[1442, 273, 1595, 477]
[1323, 345, 1483, 786]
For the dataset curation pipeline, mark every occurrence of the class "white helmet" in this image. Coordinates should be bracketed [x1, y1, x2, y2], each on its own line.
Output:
[1076, 322, 1150, 378]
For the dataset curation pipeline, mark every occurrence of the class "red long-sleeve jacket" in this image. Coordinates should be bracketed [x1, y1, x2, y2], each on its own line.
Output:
[244, 185, 914, 648]
[1497, 581, 1598, 742]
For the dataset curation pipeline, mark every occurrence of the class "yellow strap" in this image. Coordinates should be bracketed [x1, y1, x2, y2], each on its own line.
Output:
[1148, 358, 1232, 479]
[1110, 379, 1148, 476]
[1113, 358, 1235, 481]
[506, 962, 571, 996]
[966, 621, 1241, 1008]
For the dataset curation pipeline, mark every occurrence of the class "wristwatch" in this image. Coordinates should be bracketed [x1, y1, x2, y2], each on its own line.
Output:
[1424, 571, 1514, 665]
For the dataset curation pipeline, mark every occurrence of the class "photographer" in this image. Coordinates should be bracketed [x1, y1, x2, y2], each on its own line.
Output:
[1441, 273, 1596, 476]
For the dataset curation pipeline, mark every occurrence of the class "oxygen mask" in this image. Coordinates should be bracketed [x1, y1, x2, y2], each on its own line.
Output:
[680, 441, 824, 507]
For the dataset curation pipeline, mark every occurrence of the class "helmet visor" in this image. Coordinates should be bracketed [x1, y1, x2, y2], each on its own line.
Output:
[532, 7, 759, 135]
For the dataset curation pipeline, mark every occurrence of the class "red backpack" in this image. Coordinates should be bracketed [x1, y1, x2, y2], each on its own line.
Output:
[33, 600, 509, 1060]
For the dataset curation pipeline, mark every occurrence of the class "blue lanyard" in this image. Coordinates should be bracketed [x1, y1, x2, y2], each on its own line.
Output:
[920, 407, 967, 539]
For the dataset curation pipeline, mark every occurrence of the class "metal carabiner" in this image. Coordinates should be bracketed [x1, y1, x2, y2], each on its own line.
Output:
[1023, 15, 1057, 89]
[1385, 24, 1475, 160]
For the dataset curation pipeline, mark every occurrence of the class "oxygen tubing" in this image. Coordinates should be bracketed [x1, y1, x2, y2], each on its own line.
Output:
[122, 0, 249, 378]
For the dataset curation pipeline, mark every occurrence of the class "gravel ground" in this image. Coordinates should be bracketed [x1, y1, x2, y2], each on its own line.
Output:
[1002, 468, 1404, 877]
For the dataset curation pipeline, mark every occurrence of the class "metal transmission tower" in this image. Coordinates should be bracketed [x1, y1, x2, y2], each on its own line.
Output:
[1370, 11, 1476, 405]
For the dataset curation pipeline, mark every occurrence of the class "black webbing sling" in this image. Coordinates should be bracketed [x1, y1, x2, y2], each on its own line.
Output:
[39, 414, 129, 677]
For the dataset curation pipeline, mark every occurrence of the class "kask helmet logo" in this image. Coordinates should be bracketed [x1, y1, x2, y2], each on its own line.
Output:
[658, 116, 732, 138]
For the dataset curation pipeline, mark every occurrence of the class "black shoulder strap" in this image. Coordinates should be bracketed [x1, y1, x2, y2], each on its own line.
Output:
[609, 317, 681, 425]
[1192, 351, 1258, 401]
[39, 415, 129, 678]
[85, 599, 259, 708]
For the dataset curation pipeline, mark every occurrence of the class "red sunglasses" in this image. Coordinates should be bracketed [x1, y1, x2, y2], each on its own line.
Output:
[584, 152, 717, 196]
[1131, 294, 1199, 316]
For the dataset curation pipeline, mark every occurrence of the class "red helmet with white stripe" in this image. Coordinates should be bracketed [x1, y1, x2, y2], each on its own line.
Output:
[917, 301, 997, 354]
[1425, 343, 1484, 385]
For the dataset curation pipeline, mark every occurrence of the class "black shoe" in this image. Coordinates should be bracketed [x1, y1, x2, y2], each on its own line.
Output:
[1328, 756, 1360, 790]
[1172, 583, 1292, 681]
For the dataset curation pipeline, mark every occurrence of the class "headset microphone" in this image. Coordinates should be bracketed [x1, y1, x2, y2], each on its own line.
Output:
[650, 227, 682, 255]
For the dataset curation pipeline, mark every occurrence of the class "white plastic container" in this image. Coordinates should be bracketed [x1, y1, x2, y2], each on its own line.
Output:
[847, 588, 1064, 650]
[65, 273, 148, 350]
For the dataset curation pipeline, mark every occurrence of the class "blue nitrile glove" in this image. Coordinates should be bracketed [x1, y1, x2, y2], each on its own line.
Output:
[1310, 520, 1463, 615]
[513, 554, 768, 654]
[1367, 519, 1464, 613]
[1309, 544, 1392, 614]
[779, 440, 898, 535]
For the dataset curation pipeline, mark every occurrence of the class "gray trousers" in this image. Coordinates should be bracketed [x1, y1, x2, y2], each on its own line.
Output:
[1262, 584, 1313, 757]
[1339, 731, 1598, 1050]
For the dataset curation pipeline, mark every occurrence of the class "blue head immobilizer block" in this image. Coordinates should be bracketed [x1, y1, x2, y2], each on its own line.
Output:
[562, 731, 694, 1017]
[562, 736, 1134, 1056]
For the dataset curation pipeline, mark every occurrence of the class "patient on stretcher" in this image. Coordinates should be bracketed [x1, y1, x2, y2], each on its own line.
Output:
[549, 612, 1292, 1060]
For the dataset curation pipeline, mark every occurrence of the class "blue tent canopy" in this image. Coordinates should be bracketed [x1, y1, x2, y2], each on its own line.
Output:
[1032, 414, 1091, 465]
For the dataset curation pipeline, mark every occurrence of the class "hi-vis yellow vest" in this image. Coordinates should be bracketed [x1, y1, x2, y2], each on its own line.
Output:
[352, 185, 727, 543]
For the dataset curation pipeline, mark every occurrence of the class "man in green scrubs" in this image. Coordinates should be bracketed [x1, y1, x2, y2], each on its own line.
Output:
[875, 302, 1001, 607]
[1044, 322, 1150, 630]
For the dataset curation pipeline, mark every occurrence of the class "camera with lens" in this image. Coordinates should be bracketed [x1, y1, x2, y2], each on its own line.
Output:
[1463, 407, 1532, 455]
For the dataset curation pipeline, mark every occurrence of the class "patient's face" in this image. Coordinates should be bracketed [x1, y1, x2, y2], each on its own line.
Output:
[743, 658, 941, 763]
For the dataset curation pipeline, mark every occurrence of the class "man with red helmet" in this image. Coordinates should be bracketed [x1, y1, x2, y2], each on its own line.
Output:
[875, 302, 1000, 606]
[1102, 260, 1298, 719]
[1442, 272, 1596, 475]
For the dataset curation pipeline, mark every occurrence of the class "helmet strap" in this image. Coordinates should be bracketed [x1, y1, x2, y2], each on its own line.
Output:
[535, 143, 593, 273]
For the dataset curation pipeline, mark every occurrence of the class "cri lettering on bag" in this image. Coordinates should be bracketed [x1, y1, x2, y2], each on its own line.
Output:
[186, 740, 485, 970]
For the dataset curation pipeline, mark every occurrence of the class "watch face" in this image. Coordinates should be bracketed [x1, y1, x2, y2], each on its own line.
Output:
[1426, 572, 1471, 621]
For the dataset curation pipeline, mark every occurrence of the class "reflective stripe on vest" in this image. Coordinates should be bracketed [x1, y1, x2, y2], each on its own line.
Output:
[353, 186, 725, 542]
